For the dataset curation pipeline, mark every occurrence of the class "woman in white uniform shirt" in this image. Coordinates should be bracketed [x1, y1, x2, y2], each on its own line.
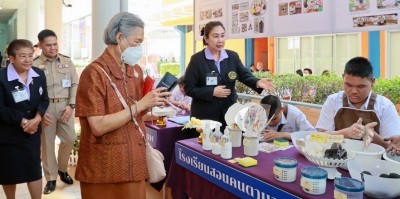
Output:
[260, 95, 316, 142]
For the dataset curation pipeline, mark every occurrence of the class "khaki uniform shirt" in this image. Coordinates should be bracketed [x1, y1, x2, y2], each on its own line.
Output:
[33, 54, 78, 104]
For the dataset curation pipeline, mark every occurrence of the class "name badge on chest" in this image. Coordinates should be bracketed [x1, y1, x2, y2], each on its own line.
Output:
[206, 71, 218, 86]
[12, 86, 29, 103]
[62, 74, 71, 88]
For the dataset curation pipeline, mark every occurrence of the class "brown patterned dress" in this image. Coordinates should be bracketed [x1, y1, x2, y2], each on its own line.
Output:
[75, 48, 147, 198]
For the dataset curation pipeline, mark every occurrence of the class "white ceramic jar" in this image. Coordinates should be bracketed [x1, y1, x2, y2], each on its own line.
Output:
[273, 157, 298, 182]
[334, 177, 364, 199]
[300, 167, 328, 195]
[243, 136, 259, 156]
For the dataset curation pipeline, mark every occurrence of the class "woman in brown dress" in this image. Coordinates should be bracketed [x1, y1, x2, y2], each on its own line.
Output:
[75, 12, 170, 199]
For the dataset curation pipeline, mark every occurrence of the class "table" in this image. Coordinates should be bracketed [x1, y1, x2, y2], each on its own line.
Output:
[145, 120, 198, 191]
[167, 138, 373, 199]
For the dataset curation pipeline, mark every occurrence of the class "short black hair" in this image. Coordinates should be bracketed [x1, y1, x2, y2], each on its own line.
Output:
[260, 95, 282, 120]
[38, 29, 57, 42]
[201, 21, 225, 46]
[344, 57, 373, 79]
[177, 76, 184, 86]
[304, 68, 312, 74]
[7, 39, 33, 57]
[296, 69, 303, 76]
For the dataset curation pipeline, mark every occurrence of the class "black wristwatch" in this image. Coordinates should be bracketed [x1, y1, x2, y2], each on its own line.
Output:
[69, 104, 76, 109]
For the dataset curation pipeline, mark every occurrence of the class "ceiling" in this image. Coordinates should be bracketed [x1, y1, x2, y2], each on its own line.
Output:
[0, 0, 24, 23]
[0, 9, 15, 23]
[0, 0, 193, 25]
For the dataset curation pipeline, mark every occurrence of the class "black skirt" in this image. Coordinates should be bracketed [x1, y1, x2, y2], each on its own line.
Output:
[0, 134, 42, 185]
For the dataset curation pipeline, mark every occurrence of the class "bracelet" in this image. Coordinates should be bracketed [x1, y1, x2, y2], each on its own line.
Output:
[129, 106, 134, 121]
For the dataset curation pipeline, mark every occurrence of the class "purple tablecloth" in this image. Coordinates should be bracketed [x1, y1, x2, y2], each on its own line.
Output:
[167, 138, 374, 199]
[145, 120, 198, 190]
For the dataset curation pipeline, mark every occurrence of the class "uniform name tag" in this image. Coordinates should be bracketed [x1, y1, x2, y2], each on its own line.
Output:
[206, 72, 218, 86]
[62, 79, 71, 88]
[12, 88, 29, 103]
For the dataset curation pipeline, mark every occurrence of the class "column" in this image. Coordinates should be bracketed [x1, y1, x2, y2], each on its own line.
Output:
[91, 0, 123, 59]
[26, 0, 43, 44]
[44, 0, 62, 46]
[245, 38, 254, 69]
[369, 31, 380, 78]
[176, 25, 186, 75]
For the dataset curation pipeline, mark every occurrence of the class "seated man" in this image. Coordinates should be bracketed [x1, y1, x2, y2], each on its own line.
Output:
[260, 95, 316, 142]
[169, 76, 192, 112]
[316, 57, 400, 148]
[303, 68, 312, 76]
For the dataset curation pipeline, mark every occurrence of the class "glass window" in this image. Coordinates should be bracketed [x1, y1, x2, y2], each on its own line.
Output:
[276, 33, 361, 76]
[334, 34, 360, 75]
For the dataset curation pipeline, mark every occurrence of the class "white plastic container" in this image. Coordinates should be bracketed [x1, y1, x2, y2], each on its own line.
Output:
[334, 177, 364, 199]
[243, 136, 259, 156]
[221, 142, 232, 159]
[202, 138, 212, 150]
[300, 167, 328, 195]
[273, 157, 298, 182]
[212, 142, 221, 155]
[229, 128, 242, 147]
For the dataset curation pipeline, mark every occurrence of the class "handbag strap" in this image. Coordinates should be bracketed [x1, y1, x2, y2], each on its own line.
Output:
[97, 65, 147, 141]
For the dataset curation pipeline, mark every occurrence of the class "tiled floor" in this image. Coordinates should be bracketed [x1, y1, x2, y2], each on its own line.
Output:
[0, 166, 166, 199]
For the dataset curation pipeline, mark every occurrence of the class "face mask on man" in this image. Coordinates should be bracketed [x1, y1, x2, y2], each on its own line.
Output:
[120, 36, 143, 66]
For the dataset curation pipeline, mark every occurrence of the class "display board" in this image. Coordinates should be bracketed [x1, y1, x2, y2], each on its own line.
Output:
[194, 0, 400, 39]
[272, 0, 333, 37]
[194, 0, 229, 41]
[333, 0, 400, 33]
[227, 0, 274, 39]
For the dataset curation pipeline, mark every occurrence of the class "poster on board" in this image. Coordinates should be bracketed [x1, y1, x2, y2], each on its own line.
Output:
[194, 0, 229, 41]
[227, 0, 273, 39]
[272, 0, 333, 37]
[333, 0, 400, 33]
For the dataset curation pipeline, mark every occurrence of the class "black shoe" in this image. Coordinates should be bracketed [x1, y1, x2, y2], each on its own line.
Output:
[43, 180, 56, 194]
[58, 171, 74, 185]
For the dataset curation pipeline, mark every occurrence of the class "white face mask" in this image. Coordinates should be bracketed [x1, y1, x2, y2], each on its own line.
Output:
[120, 37, 143, 66]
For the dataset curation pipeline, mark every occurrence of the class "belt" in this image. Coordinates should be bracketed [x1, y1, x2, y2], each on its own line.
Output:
[49, 98, 68, 103]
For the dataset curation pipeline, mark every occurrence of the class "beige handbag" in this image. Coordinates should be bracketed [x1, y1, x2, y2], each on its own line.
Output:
[98, 66, 166, 183]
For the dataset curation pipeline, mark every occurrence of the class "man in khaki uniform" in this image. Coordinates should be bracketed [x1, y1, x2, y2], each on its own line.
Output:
[33, 29, 78, 194]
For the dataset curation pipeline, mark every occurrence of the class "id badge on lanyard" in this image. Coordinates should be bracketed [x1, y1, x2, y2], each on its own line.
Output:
[62, 73, 71, 88]
[12, 86, 29, 103]
[206, 71, 218, 86]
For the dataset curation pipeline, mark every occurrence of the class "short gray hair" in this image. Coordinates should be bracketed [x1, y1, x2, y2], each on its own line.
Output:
[103, 12, 145, 45]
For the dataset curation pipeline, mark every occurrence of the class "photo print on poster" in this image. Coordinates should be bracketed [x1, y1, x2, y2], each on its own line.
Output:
[349, 0, 370, 12]
[254, 17, 265, 33]
[303, 0, 323, 13]
[353, 13, 398, 27]
[377, 0, 400, 9]
[288, 0, 302, 15]
[251, 0, 267, 16]
[279, 3, 289, 16]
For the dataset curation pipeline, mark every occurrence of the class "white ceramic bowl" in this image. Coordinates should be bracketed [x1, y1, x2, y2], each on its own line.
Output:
[341, 139, 385, 170]
[290, 131, 313, 155]
[343, 139, 385, 160]
[383, 152, 400, 165]
[347, 158, 400, 198]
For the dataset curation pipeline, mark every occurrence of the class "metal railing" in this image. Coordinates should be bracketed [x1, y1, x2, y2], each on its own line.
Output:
[237, 93, 323, 109]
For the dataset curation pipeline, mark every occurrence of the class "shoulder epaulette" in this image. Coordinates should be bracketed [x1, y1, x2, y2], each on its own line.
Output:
[58, 53, 70, 58]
